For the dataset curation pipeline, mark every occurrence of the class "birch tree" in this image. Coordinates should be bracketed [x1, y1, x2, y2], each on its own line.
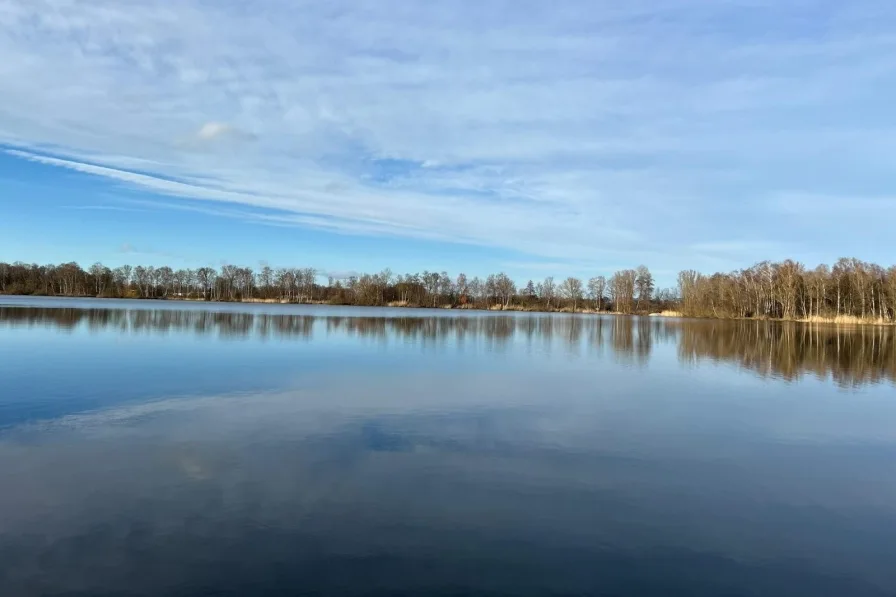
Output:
[587, 276, 607, 312]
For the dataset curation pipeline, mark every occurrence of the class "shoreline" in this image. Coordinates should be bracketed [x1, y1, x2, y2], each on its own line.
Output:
[2, 294, 895, 326]
[0, 293, 624, 314]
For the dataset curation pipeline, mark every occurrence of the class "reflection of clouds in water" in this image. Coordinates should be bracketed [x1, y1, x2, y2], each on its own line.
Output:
[2, 380, 896, 595]
[2, 305, 896, 594]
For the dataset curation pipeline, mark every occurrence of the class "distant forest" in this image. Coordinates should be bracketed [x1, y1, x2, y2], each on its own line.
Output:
[1, 258, 895, 323]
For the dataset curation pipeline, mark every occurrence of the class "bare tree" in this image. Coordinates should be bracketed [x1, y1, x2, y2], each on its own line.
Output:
[422, 271, 441, 307]
[635, 265, 654, 311]
[258, 266, 274, 298]
[439, 272, 454, 304]
[494, 273, 516, 309]
[88, 262, 110, 296]
[559, 277, 584, 312]
[157, 266, 174, 297]
[587, 276, 607, 312]
[5, 256, 896, 324]
[469, 276, 485, 308]
[610, 269, 637, 314]
[196, 267, 216, 301]
[132, 266, 150, 298]
[455, 273, 469, 305]
[113, 265, 132, 296]
[537, 276, 556, 310]
[303, 268, 318, 302]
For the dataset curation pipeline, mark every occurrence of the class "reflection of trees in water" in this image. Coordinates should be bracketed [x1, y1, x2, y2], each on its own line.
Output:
[601, 317, 651, 367]
[2, 307, 894, 387]
[677, 320, 896, 388]
[565, 317, 584, 352]
[636, 318, 652, 363]
[0, 308, 609, 351]
[611, 318, 634, 364]
[587, 318, 606, 358]
[0, 308, 317, 341]
[323, 316, 516, 351]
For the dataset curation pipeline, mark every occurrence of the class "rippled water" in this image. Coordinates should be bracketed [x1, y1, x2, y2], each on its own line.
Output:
[1, 296, 895, 596]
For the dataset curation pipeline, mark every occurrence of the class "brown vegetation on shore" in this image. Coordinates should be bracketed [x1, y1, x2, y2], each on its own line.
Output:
[0, 261, 673, 315]
[2, 256, 895, 324]
[678, 258, 896, 325]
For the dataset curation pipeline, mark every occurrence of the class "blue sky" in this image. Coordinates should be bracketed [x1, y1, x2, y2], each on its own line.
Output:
[2, 0, 896, 286]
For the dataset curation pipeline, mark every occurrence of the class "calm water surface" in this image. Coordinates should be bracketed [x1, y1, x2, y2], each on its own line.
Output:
[1, 296, 896, 596]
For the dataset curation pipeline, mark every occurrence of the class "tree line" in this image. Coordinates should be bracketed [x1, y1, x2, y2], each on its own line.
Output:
[678, 258, 896, 323]
[0, 261, 675, 314]
[2, 257, 895, 322]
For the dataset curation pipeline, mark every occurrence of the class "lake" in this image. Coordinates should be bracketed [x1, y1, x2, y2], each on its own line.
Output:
[1, 296, 895, 597]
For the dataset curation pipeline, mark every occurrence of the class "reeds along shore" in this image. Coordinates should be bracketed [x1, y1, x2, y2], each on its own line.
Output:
[2, 258, 895, 324]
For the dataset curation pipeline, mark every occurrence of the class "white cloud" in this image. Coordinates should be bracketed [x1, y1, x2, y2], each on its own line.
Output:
[1, 0, 896, 273]
[197, 122, 232, 141]
[190, 121, 255, 144]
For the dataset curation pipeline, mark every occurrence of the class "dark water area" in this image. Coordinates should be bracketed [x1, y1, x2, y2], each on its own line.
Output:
[1, 297, 895, 596]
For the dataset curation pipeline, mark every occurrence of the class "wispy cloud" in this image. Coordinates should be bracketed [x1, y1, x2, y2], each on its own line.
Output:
[180, 121, 256, 148]
[2, 0, 896, 271]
